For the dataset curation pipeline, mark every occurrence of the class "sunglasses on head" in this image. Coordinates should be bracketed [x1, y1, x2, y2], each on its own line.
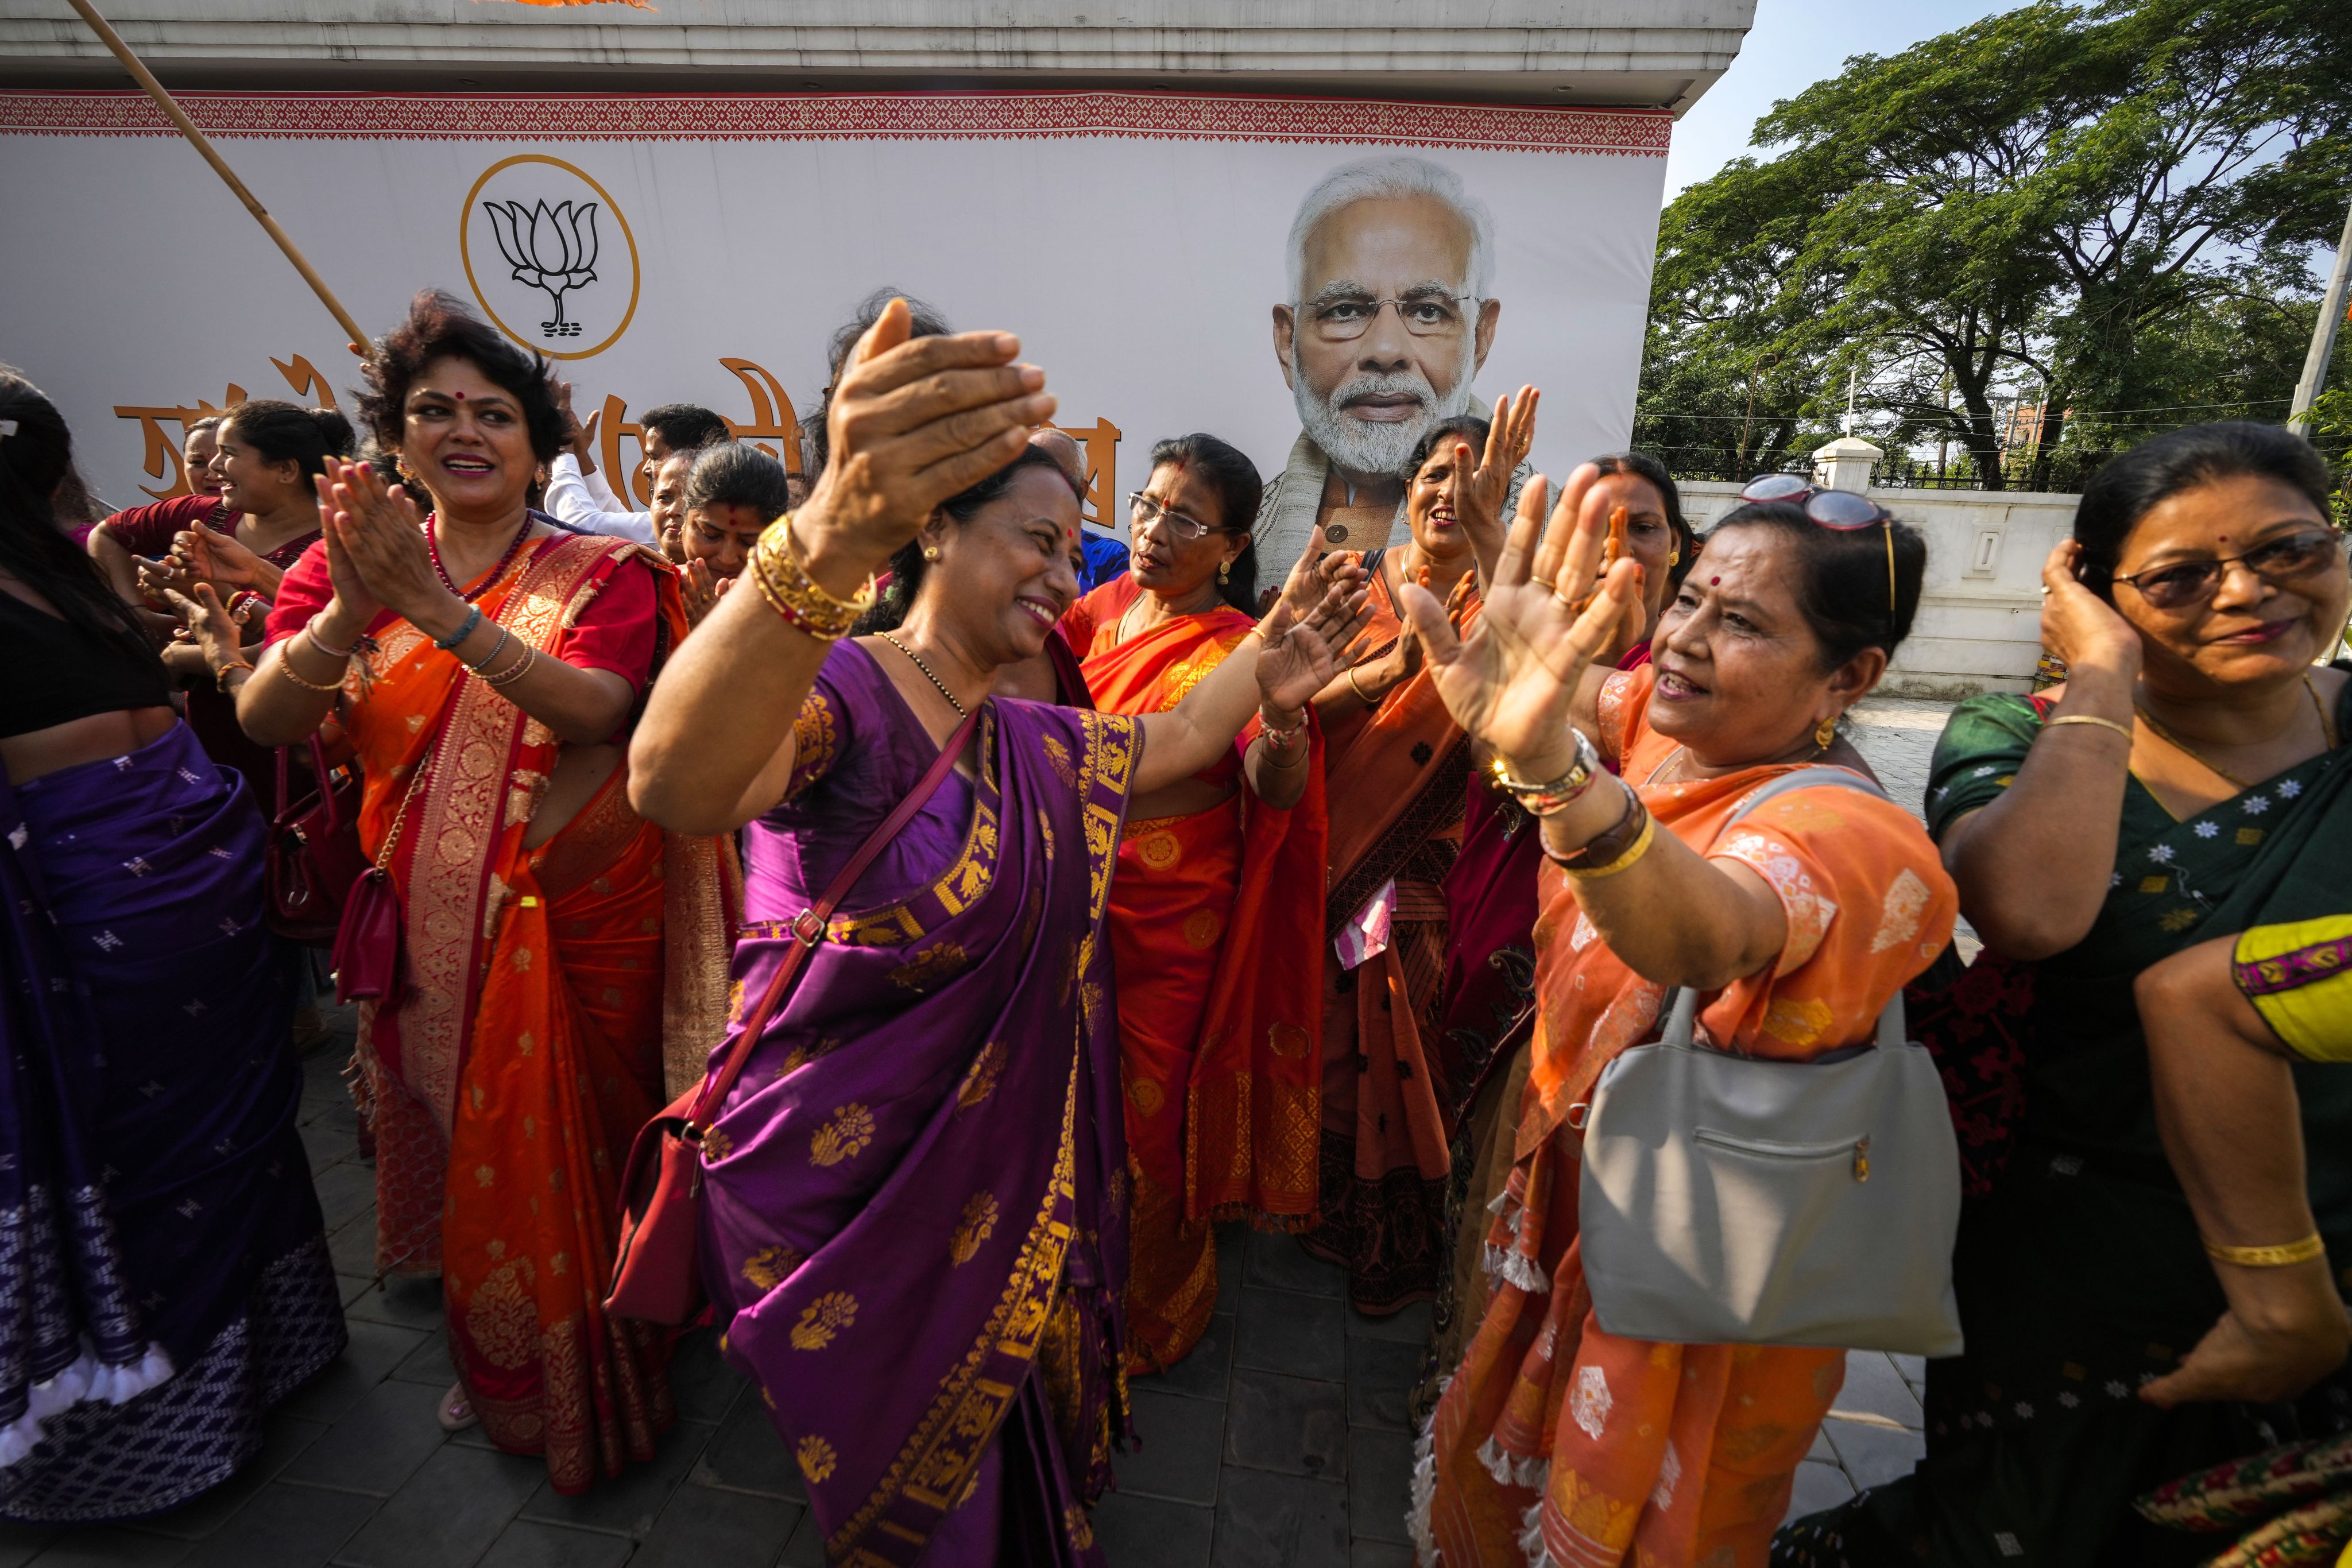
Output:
[1735, 474, 1898, 626]
[2099, 530, 2346, 611]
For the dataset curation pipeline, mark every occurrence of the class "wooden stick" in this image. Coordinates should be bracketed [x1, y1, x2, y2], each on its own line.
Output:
[66, 0, 374, 360]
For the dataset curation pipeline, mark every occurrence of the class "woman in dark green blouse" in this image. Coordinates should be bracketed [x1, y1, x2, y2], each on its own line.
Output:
[1779, 422, 2352, 1567]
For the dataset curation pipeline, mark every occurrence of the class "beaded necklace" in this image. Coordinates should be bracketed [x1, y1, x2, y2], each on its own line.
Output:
[428, 514, 533, 603]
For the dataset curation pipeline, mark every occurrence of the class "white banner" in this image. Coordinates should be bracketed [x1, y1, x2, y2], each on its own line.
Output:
[0, 90, 1667, 541]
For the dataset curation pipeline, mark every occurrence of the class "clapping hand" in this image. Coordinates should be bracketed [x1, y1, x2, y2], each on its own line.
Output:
[1450, 385, 1536, 579]
[313, 457, 440, 624]
[1398, 463, 1642, 779]
[800, 300, 1055, 582]
[680, 559, 732, 629]
[173, 522, 265, 590]
[1256, 568, 1374, 714]
[160, 580, 260, 675]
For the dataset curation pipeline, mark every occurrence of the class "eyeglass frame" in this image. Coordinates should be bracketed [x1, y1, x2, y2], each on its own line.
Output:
[1735, 473, 1899, 628]
[1292, 287, 1487, 343]
[1127, 490, 1236, 545]
[2100, 529, 2348, 611]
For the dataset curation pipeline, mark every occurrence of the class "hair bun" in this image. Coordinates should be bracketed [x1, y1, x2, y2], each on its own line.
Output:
[311, 407, 357, 458]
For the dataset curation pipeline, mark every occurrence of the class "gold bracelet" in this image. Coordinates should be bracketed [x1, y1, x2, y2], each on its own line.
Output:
[2046, 714, 2135, 742]
[2203, 1233, 2326, 1268]
[483, 644, 535, 688]
[1559, 814, 1656, 881]
[1346, 665, 1374, 704]
[276, 648, 349, 694]
[752, 515, 875, 640]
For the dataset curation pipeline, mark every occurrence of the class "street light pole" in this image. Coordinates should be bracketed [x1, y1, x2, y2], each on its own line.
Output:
[2290, 194, 2352, 425]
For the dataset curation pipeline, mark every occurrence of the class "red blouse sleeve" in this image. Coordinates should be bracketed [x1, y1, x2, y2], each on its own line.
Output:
[263, 539, 336, 645]
[101, 495, 225, 559]
[558, 554, 659, 694]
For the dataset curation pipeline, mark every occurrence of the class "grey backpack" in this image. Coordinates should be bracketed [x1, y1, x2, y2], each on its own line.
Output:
[1576, 768, 1965, 1357]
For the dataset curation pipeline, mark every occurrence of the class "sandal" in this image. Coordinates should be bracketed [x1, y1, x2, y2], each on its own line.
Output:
[436, 1381, 479, 1433]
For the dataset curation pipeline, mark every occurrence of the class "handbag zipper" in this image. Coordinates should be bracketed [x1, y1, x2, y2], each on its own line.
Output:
[1692, 1127, 1871, 1179]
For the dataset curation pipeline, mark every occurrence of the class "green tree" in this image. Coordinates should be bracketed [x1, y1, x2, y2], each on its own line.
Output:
[1637, 0, 2352, 491]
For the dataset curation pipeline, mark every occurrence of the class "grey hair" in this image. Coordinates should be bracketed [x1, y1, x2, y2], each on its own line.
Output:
[1285, 154, 1495, 303]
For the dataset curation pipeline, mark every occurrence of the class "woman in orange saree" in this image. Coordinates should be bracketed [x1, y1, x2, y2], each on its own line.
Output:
[1304, 408, 1531, 1317]
[1061, 433, 1326, 1373]
[242, 293, 735, 1495]
[1404, 470, 1955, 1566]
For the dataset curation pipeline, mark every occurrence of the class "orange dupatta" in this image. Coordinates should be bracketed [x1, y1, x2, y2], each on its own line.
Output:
[345, 532, 736, 1493]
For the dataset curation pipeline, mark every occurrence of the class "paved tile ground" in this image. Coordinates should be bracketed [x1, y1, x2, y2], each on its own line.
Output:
[4, 703, 1960, 1568]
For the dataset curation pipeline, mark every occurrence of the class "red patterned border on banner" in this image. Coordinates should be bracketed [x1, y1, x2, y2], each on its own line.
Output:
[0, 90, 1669, 156]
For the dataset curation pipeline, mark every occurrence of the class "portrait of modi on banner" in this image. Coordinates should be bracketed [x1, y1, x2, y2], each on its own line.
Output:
[1255, 153, 1528, 573]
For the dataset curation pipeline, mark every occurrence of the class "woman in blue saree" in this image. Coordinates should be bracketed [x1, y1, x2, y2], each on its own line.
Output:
[0, 371, 342, 1522]
[630, 302, 1367, 1564]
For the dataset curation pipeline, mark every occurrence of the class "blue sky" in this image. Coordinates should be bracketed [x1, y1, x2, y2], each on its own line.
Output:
[1665, 0, 2018, 200]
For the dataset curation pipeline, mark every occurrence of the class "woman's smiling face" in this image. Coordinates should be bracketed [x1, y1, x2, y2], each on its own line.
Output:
[920, 465, 1085, 665]
[396, 355, 536, 520]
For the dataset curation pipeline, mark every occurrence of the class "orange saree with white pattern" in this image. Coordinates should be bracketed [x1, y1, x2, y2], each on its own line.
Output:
[1415, 665, 1958, 1567]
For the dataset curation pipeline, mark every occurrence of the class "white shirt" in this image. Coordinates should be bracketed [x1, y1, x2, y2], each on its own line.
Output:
[545, 453, 655, 545]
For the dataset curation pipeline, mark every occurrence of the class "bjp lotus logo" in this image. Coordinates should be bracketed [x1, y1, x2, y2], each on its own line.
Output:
[461, 156, 639, 361]
[481, 199, 600, 338]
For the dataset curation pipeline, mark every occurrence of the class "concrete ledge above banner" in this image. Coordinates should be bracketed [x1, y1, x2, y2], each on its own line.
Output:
[0, 0, 1755, 109]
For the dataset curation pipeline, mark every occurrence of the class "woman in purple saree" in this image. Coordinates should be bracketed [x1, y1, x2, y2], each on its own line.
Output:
[0, 373, 342, 1523]
[630, 304, 1365, 1563]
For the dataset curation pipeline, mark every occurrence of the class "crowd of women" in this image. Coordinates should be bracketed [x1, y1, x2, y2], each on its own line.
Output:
[2, 280, 2347, 1568]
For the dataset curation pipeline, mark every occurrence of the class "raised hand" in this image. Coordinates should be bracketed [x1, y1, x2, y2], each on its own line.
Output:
[1257, 574, 1372, 714]
[1452, 385, 1537, 580]
[2040, 539, 2142, 682]
[1271, 505, 1368, 627]
[315, 458, 438, 623]
[798, 299, 1054, 587]
[176, 522, 265, 589]
[680, 558, 722, 629]
[1398, 463, 1641, 780]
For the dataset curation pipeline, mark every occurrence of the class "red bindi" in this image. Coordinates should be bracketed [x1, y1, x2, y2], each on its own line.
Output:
[1709, 575, 1720, 585]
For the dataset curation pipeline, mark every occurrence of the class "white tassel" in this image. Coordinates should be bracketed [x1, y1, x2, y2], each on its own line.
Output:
[87, 1344, 172, 1405]
[1484, 1243, 1551, 1294]
[1486, 1188, 1511, 1215]
[1409, 1403, 1442, 1568]
[1476, 1435, 1552, 1492]
[1518, 1499, 1567, 1568]
[0, 1343, 173, 1472]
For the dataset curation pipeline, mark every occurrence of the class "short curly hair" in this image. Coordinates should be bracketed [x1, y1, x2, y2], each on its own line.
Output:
[355, 289, 567, 463]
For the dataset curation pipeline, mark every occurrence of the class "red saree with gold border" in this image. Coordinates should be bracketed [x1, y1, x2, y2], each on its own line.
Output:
[1066, 576, 1326, 1373]
[324, 531, 736, 1493]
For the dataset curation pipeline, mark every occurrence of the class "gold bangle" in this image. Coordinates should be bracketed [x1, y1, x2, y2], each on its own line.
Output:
[1560, 813, 1656, 880]
[276, 648, 349, 694]
[482, 643, 535, 688]
[752, 515, 874, 640]
[2203, 1233, 2326, 1268]
[1346, 665, 1374, 704]
[2046, 714, 2135, 742]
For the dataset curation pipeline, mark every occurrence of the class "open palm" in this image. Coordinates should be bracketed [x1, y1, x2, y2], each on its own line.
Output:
[1258, 576, 1372, 713]
[1399, 464, 1640, 774]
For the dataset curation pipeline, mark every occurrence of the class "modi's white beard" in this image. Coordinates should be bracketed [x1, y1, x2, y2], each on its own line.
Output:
[1293, 338, 1477, 479]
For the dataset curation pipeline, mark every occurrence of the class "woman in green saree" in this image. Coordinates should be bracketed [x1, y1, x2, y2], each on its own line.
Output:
[1777, 421, 2352, 1567]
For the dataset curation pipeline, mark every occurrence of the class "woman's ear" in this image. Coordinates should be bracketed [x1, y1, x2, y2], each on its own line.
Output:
[1227, 532, 1251, 566]
[1828, 646, 1889, 707]
[918, 510, 951, 555]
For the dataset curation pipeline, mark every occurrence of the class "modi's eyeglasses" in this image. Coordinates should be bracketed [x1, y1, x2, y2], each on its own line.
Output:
[1298, 288, 1482, 343]
[1737, 473, 1898, 624]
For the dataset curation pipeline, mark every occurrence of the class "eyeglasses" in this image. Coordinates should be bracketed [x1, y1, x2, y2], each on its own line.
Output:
[1738, 473, 1898, 624]
[1128, 491, 1227, 544]
[2106, 531, 2346, 611]
[1299, 289, 1482, 343]
[1738, 473, 1893, 529]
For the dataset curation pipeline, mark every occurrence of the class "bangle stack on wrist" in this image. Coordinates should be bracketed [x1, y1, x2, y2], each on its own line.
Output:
[1259, 710, 1309, 766]
[751, 514, 876, 641]
[281, 620, 357, 692]
[1549, 787, 1655, 879]
[1489, 726, 1603, 818]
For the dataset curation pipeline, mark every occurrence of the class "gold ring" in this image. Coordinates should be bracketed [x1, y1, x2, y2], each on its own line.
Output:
[1531, 576, 1556, 590]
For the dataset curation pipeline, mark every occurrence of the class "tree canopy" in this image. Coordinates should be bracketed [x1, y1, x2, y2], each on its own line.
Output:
[1637, 0, 2352, 491]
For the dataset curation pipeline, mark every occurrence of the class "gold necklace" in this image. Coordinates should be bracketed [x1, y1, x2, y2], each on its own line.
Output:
[2135, 675, 2337, 791]
[878, 632, 967, 718]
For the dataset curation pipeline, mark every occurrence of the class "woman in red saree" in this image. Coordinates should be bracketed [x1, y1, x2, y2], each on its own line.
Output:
[1060, 433, 1326, 1372]
[1302, 402, 1532, 1317]
[1409, 467, 1953, 1566]
[241, 293, 736, 1494]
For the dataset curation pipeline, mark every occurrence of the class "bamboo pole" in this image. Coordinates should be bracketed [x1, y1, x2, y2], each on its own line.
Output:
[65, 0, 374, 360]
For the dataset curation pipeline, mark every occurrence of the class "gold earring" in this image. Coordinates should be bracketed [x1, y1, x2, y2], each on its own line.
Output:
[1218, 560, 1232, 584]
[1666, 548, 1682, 567]
[1815, 716, 1838, 750]
[923, 546, 941, 562]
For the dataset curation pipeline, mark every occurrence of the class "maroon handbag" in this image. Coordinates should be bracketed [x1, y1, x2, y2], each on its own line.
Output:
[605, 708, 981, 1325]
[331, 748, 433, 1007]
[265, 733, 368, 947]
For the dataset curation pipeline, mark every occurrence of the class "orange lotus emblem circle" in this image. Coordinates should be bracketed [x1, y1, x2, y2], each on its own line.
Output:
[461, 154, 640, 361]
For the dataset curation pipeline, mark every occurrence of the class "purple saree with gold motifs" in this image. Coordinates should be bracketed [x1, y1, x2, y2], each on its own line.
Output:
[698, 641, 1135, 1567]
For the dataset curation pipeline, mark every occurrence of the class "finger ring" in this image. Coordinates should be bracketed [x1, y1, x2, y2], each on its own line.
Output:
[1531, 576, 1556, 590]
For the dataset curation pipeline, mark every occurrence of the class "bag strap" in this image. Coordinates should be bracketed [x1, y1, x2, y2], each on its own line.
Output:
[683, 703, 985, 1133]
[1657, 764, 1905, 1054]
